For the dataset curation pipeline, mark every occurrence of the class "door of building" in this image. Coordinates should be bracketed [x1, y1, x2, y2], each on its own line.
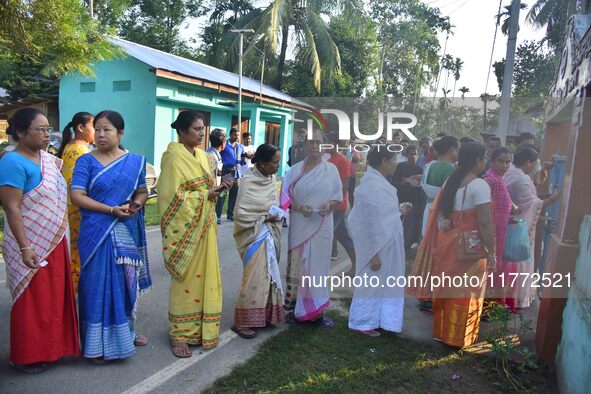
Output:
[265, 121, 281, 147]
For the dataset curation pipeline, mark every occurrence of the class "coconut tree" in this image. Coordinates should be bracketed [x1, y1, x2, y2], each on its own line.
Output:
[451, 57, 463, 100]
[527, 0, 591, 51]
[442, 54, 455, 92]
[224, 0, 361, 91]
[459, 86, 470, 99]
[480, 93, 498, 131]
[497, 2, 528, 35]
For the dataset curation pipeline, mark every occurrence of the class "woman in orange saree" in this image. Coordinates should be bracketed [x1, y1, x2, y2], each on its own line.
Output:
[429, 143, 496, 348]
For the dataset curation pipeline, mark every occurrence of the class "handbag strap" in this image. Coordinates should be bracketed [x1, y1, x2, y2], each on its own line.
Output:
[458, 178, 475, 228]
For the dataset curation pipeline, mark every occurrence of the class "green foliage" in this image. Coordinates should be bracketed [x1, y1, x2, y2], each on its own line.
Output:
[485, 301, 537, 392]
[119, 0, 206, 54]
[492, 40, 558, 98]
[221, 0, 358, 91]
[283, 14, 379, 97]
[0, 0, 118, 98]
[0, 59, 58, 100]
[514, 41, 559, 97]
[370, 0, 450, 97]
[85, 0, 133, 27]
[527, 0, 591, 53]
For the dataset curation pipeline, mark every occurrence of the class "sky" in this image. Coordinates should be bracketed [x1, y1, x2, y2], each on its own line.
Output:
[431, 0, 546, 97]
[181, 0, 548, 97]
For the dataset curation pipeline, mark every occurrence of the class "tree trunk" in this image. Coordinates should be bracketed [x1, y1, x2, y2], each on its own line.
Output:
[275, 25, 289, 90]
[484, 100, 488, 131]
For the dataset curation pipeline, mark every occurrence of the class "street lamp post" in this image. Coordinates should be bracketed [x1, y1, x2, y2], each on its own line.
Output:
[230, 29, 254, 142]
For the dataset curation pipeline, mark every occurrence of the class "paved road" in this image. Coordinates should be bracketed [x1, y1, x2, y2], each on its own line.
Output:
[0, 220, 301, 394]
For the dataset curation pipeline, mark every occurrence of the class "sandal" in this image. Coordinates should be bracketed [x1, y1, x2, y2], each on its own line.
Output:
[354, 329, 381, 337]
[134, 333, 148, 346]
[312, 315, 335, 328]
[91, 357, 107, 365]
[170, 341, 192, 358]
[231, 325, 256, 339]
[9, 361, 49, 374]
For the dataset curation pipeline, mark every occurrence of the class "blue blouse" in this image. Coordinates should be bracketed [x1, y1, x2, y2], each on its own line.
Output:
[0, 152, 42, 193]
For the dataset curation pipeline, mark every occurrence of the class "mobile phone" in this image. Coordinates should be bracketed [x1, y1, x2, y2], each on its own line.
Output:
[221, 173, 235, 184]
[123, 200, 143, 212]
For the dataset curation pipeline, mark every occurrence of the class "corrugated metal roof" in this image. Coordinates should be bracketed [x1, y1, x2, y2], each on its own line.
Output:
[109, 37, 295, 104]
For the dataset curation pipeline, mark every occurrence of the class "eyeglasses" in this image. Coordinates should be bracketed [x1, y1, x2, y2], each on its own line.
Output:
[30, 127, 53, 135]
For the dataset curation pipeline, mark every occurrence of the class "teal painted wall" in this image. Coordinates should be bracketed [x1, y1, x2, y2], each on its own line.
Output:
[59, 57, 157, 164]
[556, 215, 591, 394]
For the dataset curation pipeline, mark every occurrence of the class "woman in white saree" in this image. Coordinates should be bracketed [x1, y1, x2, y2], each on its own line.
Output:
[503, 146, 560, 309]
[281, 131, 343, 327]
[348, 148, 408, 336]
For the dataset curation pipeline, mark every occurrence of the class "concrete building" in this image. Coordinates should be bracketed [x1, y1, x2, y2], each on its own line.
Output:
[59, 37, 298, 174]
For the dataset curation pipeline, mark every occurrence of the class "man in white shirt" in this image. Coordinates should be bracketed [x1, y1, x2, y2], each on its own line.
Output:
[240, 132, 255, 175]
[205, 128, 226, 224]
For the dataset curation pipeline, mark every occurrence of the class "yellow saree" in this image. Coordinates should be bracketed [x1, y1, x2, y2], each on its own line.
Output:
[158, 142, 222, 348]
[60, 142, 91, 292]
[233, 166, 284, 328]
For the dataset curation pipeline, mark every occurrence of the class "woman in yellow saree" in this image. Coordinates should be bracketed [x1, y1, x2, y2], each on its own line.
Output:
[232, 144, 284, 338]
[429, 143, 496, 348]
[158, 111, 232, 358]
[57, 112, 95, 292]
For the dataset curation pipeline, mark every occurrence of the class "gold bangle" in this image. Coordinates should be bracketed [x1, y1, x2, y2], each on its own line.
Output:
[110, 206, 115, 215]
[19, 246, 32, 251]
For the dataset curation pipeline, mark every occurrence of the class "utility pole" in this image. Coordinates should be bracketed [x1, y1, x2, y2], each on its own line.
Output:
[497, 0, 521, 145]
[230, 29, 254, 141]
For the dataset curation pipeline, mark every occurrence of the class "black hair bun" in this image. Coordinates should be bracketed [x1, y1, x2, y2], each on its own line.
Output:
[251, 157, 258, 164]
[170, 121, 177, 129]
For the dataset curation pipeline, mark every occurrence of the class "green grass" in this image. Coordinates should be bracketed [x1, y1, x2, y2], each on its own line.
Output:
[206, 311, 556, 393]
[144, 197, 160, 227]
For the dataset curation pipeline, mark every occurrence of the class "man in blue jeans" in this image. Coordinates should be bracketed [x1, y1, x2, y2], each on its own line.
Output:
[216, 128, 247, 222]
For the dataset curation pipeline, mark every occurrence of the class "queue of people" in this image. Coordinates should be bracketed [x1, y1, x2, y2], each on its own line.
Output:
[0, 106, 559, 374]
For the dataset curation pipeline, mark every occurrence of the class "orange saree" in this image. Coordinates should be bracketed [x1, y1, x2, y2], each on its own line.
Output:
[431, 207, 487, 348]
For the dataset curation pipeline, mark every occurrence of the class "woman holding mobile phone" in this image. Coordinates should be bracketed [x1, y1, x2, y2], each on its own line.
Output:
[71, 110, 152, 363]
[158, 111, 232, 358]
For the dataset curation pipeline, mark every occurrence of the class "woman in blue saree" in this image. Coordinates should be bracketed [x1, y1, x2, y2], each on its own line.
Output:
[71, 110, 152, 363]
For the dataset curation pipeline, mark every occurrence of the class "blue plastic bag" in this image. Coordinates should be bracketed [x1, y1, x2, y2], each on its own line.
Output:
[503, 219, 531, 262]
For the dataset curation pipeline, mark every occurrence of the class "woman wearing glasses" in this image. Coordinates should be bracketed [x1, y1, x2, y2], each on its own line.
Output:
[0, 108, 80, 373]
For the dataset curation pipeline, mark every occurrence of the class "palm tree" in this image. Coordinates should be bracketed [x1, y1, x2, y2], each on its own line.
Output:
[451, 57, 463, 100]
[432, 17, 454, 98]
[527, 0, 591, 51]
[497, 3, 528, 35]
[226, 0, 359, 91]
[210, 0, 254, 25]
[480, 93, 498, 131]
[459, 86, 470, 99]
[442, 54, 454, 92]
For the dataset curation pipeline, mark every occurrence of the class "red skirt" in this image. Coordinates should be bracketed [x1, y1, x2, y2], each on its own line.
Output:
[10, 237, 80, 364]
